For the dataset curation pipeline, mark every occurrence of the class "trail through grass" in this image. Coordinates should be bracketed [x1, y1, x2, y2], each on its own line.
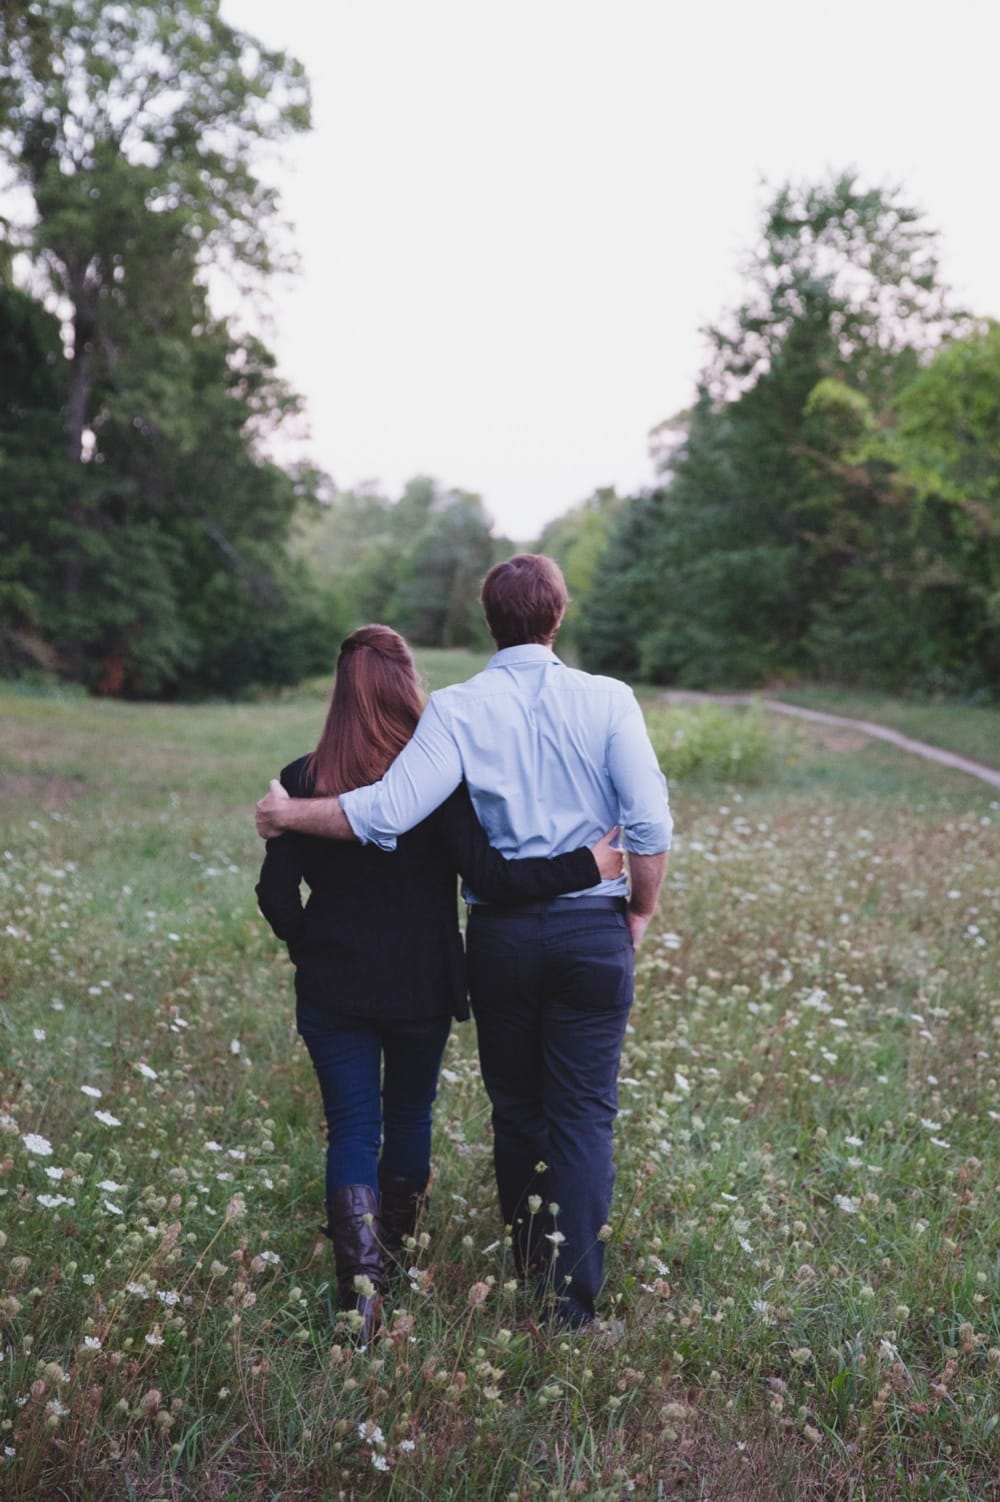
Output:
[773, 686, 1000, 769]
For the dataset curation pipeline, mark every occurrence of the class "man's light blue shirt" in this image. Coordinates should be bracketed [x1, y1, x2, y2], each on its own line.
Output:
[340, 645, 673, 902]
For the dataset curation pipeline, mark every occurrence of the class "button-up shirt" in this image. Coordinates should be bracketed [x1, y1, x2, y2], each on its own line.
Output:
[340, 645, 673, 902]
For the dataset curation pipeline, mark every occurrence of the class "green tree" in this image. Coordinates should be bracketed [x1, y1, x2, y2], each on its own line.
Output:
[890, 324, 999, 691]
[292, 477, 438, 631]
[580, 174, 963, 688]
[0, 0, 310, 466]
[0, 2, 328, 695]
[0, 285, 70, 670]
[536, 487, 623, 652]
[392, 489, 495, 648]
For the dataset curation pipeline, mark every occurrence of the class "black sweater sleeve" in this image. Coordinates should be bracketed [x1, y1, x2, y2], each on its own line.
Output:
[433, 784, 600, 903]
[254, 760, 309, 951]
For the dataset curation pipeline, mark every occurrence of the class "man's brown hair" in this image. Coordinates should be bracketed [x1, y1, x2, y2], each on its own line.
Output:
[480, 554, 569, 648]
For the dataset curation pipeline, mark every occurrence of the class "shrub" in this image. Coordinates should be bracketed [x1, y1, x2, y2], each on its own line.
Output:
[644, 701, 792, 784]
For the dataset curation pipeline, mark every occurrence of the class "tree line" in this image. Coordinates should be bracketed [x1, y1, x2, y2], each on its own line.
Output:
[548, 179, 1000, 699]
[0, 1, 517, 696]
[2, 5, 997, 700]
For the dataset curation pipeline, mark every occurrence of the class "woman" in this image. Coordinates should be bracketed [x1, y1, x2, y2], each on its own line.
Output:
[256, 625, 620, 1340]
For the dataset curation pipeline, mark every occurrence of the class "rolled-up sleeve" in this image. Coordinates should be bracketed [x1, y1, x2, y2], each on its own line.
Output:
[340, 696, 465, 849]
[607, 694, 673, 854]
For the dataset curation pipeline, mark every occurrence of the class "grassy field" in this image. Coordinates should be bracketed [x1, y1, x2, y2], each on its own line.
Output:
[1, 666, 998, 1501]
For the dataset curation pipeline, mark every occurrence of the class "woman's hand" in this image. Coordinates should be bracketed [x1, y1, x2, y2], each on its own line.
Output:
[590, 826, 625, 882]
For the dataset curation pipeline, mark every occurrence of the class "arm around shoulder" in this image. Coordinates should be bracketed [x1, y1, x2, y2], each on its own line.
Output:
[255, 782, 357, 841]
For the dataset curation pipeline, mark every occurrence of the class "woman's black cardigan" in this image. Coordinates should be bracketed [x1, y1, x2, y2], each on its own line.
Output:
[256, 756, 600, 1024]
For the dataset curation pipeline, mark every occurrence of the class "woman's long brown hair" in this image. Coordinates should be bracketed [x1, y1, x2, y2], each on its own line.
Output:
[303, 625, 425, 796]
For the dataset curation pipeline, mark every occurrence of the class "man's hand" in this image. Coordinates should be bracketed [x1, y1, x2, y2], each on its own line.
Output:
[590, 826, 625, 882]
[255, 785, 358, 842]
[625, 849, 668, 949]
[256, 779, 290, 838]
[627, 910, 652, 948]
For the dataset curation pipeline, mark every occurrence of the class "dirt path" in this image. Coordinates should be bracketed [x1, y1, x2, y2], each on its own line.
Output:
[661, 692, 1000, 792]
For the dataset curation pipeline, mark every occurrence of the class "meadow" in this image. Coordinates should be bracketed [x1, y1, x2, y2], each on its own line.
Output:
[1, 668, 998, 1501]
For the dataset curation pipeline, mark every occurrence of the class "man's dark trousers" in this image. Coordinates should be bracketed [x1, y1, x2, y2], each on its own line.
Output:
[467, 897, 634, 1326]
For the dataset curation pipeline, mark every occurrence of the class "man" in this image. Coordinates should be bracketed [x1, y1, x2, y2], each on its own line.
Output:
[256, 554, 672, 1327]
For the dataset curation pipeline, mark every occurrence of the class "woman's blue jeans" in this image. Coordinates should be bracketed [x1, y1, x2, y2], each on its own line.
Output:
[296, 1001, 451, 1198]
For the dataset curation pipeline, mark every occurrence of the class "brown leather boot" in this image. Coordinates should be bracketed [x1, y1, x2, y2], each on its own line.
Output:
[378, 1171, 428, 1267]
[321, 1184, 385, 1346]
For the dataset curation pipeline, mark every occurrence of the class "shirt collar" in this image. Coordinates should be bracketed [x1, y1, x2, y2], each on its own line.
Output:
[486, 644, 561, 669]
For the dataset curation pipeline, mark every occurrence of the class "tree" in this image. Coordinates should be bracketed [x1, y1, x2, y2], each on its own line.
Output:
[536, 487, 623, 653]
[580, 174, 963, 688]
[392, 489, 495, 648]
[0, 0, 310, 465]
[0, 2, 330, 695]
[705, 172, 956, 406]
[0, 284, 70, 671]
[892, 324, 1000, 691]
[292, 477, 438, 631]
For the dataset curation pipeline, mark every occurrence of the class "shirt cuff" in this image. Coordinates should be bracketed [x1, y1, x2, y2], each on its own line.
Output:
[339, 786, 398, 850]
[623, 811, 673, 854]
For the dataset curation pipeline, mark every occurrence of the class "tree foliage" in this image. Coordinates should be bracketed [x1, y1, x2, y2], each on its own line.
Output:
[579, 175, 997, 698]
[294, 478, 503, 651]
[537, 487, 623, 652]
[0, 1, 332, 696]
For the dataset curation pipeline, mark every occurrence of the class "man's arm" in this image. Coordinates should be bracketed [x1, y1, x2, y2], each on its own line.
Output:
[606, 694, 673, 855]
[255, 695, 465, 845]
[604, 691, 671, 946]
[626, 850, 668, 948]
[255, 779, 355, 840]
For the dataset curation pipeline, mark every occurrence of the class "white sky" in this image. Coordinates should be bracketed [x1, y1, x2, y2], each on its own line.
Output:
[220, 0, 1000, 541]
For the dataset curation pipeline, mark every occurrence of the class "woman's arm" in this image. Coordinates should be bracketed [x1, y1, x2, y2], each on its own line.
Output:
[433, 785, 620, 903]
[254, 760, 310, 951]
[255, 834, 307, 950]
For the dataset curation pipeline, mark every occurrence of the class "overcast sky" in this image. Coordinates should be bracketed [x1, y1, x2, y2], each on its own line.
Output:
[221, 0, 999, 541]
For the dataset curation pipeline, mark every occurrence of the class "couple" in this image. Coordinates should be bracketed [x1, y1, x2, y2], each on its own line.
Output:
[255, 554, 672, 1337]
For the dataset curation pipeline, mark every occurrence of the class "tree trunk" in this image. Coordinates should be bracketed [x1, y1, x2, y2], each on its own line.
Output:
[60, 293, 96, 680]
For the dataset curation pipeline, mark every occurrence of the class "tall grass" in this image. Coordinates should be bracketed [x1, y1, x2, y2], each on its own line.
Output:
[1, 676, 998, 1500]
[644, 702, 796, 786]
